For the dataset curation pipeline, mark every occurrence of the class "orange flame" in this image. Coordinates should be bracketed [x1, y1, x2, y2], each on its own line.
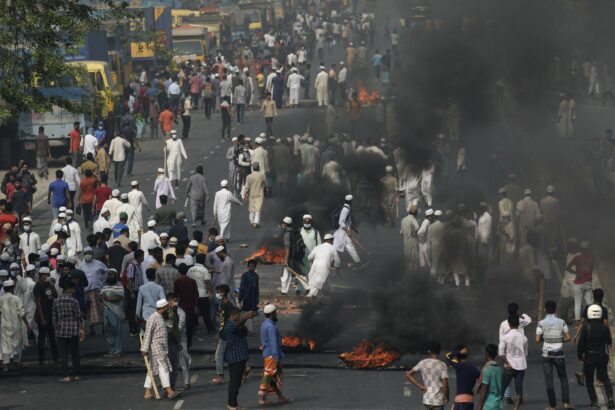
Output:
[244, 247, 286, 265]
[339, 340, 400, 369]
[282, 336, 317, 351]
[357, 82, 380, 106]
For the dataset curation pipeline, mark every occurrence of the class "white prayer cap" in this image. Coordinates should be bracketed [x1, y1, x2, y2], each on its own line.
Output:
[263, 304, 277, 314]
[83, 246, 93, 254]
[323, 233, 334, 240]
[101, 208, 110, 215]
[0, 270, 8, 277]
[307, 136, 314, 143]
[189, 240, 198, 247]
[66, 209, 74, 215]
[120, 193, 128, 200]
[231, 137, 238, 142]
[0, 253, 8, 261]
[58, 213, 67, 219]
[580, 240, 590, 249]
[498, 187, 507, 194]
[157, 168, 165, 174]
[39, 267, 50, 274]
[546, 185, 555, 193]
[293, 134, 300, 139]
[169, 237, 178, 245]
[340, 61, 344, 65]
[282, 216, 292, 225]
[25, 264, 36, 272]
[41, 244, 50, 253]
[50, 248, 59, 256]
[156, 299, 168, 309]
[259, 132, 266, 138]
[255, 137, 264, 144]
[425, 209, 434, 216]
[300, 134, 308, 142]
[59, 206, 67, 213]
[501, 211, 510, 217]
[276, 138, 282, 143]
[3, 279, 14, 287]
[56, 254, 65, 261]
[245, 136, 251, 141]
[215, 235, 224, 241]
[10, 263, 20, 270]
[170, 130, 177, 135]
[22, 216, 32, 223]
[434, 210, 443, 217]
[160, 232, 169, 238]
[215, 245, 226, 253]
[220, 179, 228, 187]
[523, 188, 532, 196]
[67, 256, 78, 265]
[345, 194, 353, 201]
[131, 180, 139, 187]
[385, 165, 393, 173]
[303, 214, 313, 220]
[112, 189, 120, 197]
[319, 65, 325, 70]
[53, 223, 63, 232]
[147, 220, 156, 228]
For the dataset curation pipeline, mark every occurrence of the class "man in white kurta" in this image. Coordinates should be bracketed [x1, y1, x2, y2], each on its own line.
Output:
[305, 235, 340, 297]
[417, 209, 434, 269]
[65, 211, 83, 257]
[428, 210, 445, 279]
[213, 180, 243, 241]
[314, 66, 329, 106]
[128, 180, 150, 234]
[400, 205, 420, 270]
[298, 139, 319, 183]
[15, 265, 37, 341]
[251, 136, 270, 175]
[102, 189, 123, 225]
[154, 168, 176, 209]
[165, 131, 188, 184]
[117, 194, 140, 242]
[141, 220, 161, 257]
[401, 169, 421, 212]
[19, 217, 40, 265]
[333, 195, 361, 266]
[299, 214, 322, 275]
[241, 163, 266, 227]
[420, 164, 435, 207]
[286, 68, 304, 107]
[0, 280, 30, 367]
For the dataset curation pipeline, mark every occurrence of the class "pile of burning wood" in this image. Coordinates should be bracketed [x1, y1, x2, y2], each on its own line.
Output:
[281, 336, 317, 352]
[243, 246, 286, 265]
[339, 340, 400, 369]
[356, 82, 381, 106]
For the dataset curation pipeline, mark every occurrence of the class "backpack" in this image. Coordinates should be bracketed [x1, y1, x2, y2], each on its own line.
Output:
[203, 83, 213, 98]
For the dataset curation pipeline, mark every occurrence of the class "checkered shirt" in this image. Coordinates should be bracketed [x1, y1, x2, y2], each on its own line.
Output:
[52, 294, 82, 338]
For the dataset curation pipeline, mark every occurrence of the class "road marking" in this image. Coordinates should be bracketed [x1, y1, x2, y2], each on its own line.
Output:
[173, 399, 184, 409]
[204, 156, 208, 159]
[182, 178, 187, 182]
[210, 151, 215, 154]
[190, 374, 198, 384]
[215, 145, 220, 149]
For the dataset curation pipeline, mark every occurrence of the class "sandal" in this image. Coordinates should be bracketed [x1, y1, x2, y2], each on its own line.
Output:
[259, 399, 275, 406]
[278, 397, 293, 404]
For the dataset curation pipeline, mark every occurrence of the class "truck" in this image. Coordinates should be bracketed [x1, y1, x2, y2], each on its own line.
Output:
[171, 8, 201, 27]
[172, 25, 208, 64]
[67, 61, 121, 118]
[130, 7, 173, 69]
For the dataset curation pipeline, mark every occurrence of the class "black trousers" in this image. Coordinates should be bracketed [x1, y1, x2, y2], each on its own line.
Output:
[68, 191, 76, 210]
[228, 360, 246, 407]
[37, 318, 58, 363]
[126, 288, 138, 333]
[168, 341, 180, 390]
[185, 311, 196, 348]
[57, 336, 80, 377]
[198, 297, 215, 332]
[584, 353, 613, 402]
[81, 202, 93, 228]
[203, 98, 213, 119]
[181, 115, 191, 139]
[221, 120, 231, 139]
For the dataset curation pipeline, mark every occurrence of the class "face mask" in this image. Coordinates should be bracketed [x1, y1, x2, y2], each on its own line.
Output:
[215, 293, 223, 300]
[23, 225, 31, 232]
[303, 224, 311, 229]
[67, 216, 73, 221]
[84, 254, 93, 262]
[172, 135, 178, 140]
[188, 248, 195, 255]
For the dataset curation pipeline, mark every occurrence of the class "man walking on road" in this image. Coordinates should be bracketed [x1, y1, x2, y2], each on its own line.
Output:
[261, 92, 277, 137]
[213, 180, 243, 241]
[154, 168, 175, 209]
[165, 130, 188, 187]
[186, 165, 209, 228]
[566, 240, 594, 323]
[258, 304, 292, 406]
[499, 315, 528, 410]
[36, 126, 51, 179]
[109, 134, 131, 187]
[48, 170, 71, 219]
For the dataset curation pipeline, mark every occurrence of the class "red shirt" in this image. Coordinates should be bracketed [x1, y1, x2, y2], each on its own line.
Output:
[570, 252, 593, 284]
[5, 182, 15, 202]
[79, 177, 98, 204]
[173, 275, 199, 313]
[159, 110, 174, 132]
[69, 129, 81, 153]
[94, 185, 112, 211]
[0, 213, 17, 242]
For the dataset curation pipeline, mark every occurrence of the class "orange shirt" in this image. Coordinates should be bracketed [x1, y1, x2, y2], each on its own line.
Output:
[79, 177, 98, 204]
[159, 110, 174, 132]
[69, 129, 81, 153]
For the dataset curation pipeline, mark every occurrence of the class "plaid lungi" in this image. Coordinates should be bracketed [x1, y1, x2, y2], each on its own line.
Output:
[86, 291, 104, 325]
[258, 356, 282, 397]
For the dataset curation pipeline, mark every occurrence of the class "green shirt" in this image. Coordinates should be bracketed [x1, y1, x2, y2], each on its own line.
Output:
[481, 361, 503, 410]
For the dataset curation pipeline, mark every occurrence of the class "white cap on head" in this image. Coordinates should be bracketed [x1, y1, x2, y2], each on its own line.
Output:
[425, 209, 434, 216]
[263, 304, 277, 314]
[307, 136, 314, 143]
[170, 130, 177, 135]
[385, 165, 393, 173]
[259, 132, 266, 138]
[101, 207, 109, 214]
[323, 233, 334, 240]
[66, 209, 74, 215]
[157, 168, 165, 174]
[546, 185, 555, 193]
[147, 220, 156, 228]
[58, 213, 66, 219]
[0, 253, 8, 262]
[215, 245, 225, 253]
[283, 216, 292, 225]
[169, 237, 178, 245]
[23, 216, 32, 223]
[231, 137, 238, 142]
[220, 179, 228, 187]
[255, 137, 264, 144]
[156, 299, 168, 309]
[215, 235, 224, 241]
[160, 232, 169, 238]
[120, 193, 128, 200]
[56, 254, 65, 261]
[10, 263, 19, 270]
[41, 244, 50, 253]
[245, 136, 251, 141]
[345, 194, 353, 201]
[189, 240, 198, 247]
[131, 180, 139, 187]
[25, 264, 36, 272]
[303, 214, 312, 220]
[39, 267, 50, 274]
[50, 248, 59, 256]
[523, 188, 531, 196]
[0, 270, 7, 276]
[587, 304, 603, 320]
[434, 210, 443, 217]
[53, 223, 63, 232]
[59, 206, 67, 213]
[3, 279, 14, 287]
[319, 65, 325, 70]
[112, 189, 120, 197]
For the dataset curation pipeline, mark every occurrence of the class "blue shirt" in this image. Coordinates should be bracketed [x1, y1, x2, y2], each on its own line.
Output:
[136, 281, 165, 321]
[49, 179, 69, 208]
[94, 128, 106, 143]
[224, 319, 249, 364]
[239, 270, 259, 312]
[112, 223, 128, 238]
[260, 318, 283, 361]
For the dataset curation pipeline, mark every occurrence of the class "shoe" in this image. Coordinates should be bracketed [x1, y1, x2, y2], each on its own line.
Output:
[575, 371, 585, 386]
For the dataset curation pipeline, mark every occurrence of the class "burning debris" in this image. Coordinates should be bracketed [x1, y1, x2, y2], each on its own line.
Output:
[339, 340, 401, 369]
[356, 81, 380, 106]
[243, 246, 286, 265]
[282, 336, 317, 352]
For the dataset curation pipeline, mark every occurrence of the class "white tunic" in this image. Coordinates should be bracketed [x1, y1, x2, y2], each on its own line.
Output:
[287, 73, 305, 104]
[213, 189, 242, 239]
[314, 71, 329, 106]
[128, 189, 150, 230]
[65, 221, 83, 257]
[19, 231, 40, 261]
[154, 175, 176, 209]
[417, 219, 431, 268]
[140, 230, 161, 257]
[0, 293, 25, 356]
[252, 146, 270, 174]
[165, 139, 188, 181]
[333, 204, 352, 251]
[93, 215, 111, 235]
[117, 203, 139, 242]
[101, 197, 123, 225]
[307, 242, 340, 290]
